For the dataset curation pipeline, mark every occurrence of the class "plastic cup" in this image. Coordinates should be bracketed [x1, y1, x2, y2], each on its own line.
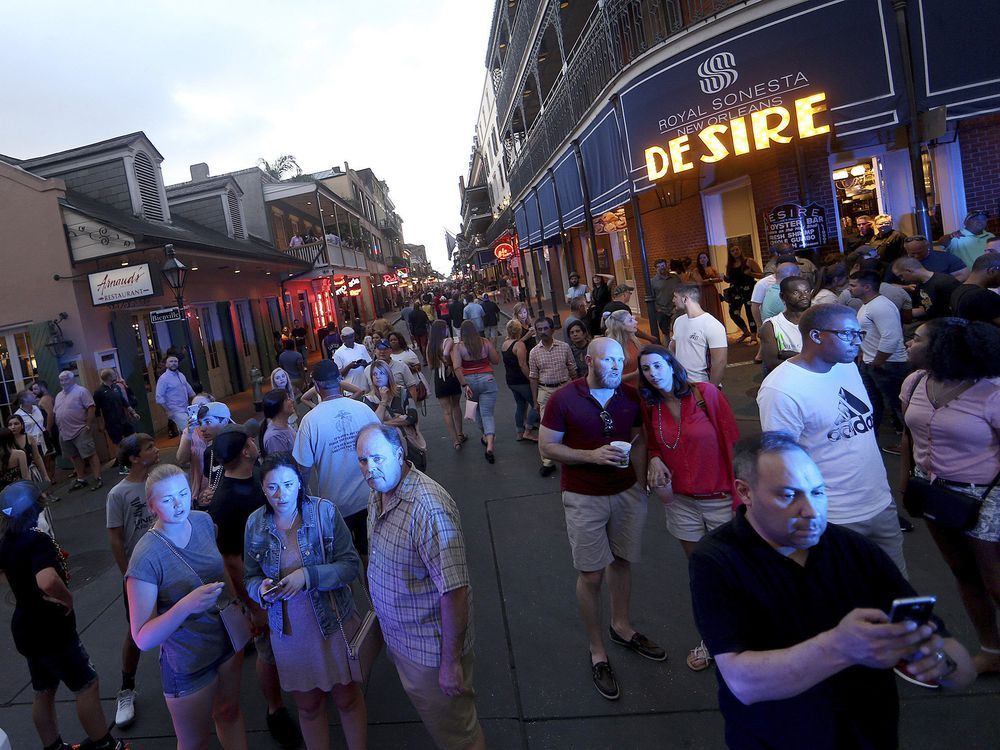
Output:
[610, 440, 632, 467]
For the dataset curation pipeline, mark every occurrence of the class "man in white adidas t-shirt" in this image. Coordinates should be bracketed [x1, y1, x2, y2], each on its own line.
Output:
[670, 283, 728, 386]
[757, 303, 906, 575]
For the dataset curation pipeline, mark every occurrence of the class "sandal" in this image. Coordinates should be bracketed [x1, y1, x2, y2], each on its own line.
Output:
[686, 641, 713, 672]
[69, 478, 87, 492]
[454, 441, 463, 451]
[484, 450, 495, 464]
[458, 434, 468, 444]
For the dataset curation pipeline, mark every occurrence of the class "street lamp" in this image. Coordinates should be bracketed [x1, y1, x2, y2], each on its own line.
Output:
[160, 244, 199, 382]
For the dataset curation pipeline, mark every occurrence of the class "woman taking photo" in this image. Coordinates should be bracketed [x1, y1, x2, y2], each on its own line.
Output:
[500, 319, 537, 442]
[722, 245, 762, 345]
[126, 464, 247, 750]
[566, 319, 591, 380]
[638, 345, 739, 672]
[427, 319, 466, 450]
[901, 318, 1000, 674]
[452, 319, 500, 463]
[603, 309, 642, 384]
[6, 415, 49, 483]
[245, 452, 366, 750]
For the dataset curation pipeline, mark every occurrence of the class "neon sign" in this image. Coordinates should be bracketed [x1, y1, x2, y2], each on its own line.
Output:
[494, 242, 514, 260]
[644, 92, 830, 180]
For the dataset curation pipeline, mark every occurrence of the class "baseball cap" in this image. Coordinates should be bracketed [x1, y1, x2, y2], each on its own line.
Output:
[197, 402, 232, 424]
[0, 481, 43, 525]
[311, 359, 340, 383]
[213, 419, 261, 465]
[966, 209, 988, 221]
[612, 283, 634, 296]
[341, 326, 355, 337]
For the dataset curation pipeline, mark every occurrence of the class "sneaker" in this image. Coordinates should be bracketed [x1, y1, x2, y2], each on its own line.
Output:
[881, 443, 902, 456]
[118, 467, 129, 476]
[898, 514, 915, 533]
[591, 660, 620, 700]
[609, 627, 667, 661]
[89, 479, 104, 492]
[893, 662, 940, 689]
[266, 706, 303, 748]
[69, 479, 87, 492]
[115, 689, 136, 728]
[539, 464, 556, 477]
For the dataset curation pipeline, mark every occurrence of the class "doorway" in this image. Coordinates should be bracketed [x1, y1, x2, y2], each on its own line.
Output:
[193, 304, 232, 398]
[233, 300, 259, 380]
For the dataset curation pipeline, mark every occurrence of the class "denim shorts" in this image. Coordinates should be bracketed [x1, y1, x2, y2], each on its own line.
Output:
[27, 636, 98, 694]
[160, 642, 235, 698]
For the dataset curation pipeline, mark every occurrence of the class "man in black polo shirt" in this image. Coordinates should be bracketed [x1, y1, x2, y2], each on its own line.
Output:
[690, 432, 975, 749]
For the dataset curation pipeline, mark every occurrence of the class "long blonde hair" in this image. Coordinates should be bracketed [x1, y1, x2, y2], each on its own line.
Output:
[366, 360, 399, 403]
[603, 310, 639, 353]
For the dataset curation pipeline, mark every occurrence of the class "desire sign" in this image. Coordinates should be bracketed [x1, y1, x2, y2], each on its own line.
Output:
[494, 242, 514, 260]
[644, 92, 830, 181]
[765, 203, 828, 249]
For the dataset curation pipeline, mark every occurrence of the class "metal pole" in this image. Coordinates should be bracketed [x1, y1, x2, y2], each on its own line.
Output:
[611, 95, 660, 342]
[548, 167, 568, 326]
[514, 213, 534, 317]
[178, 292, 200, 382]
[572, 140, 602, 278]
[891, 0, 932, 240]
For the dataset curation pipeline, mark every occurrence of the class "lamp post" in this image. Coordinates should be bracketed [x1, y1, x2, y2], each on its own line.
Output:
[160, 244, 199, 382]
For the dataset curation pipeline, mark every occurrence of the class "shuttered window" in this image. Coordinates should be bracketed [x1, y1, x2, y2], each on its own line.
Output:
[133, 151, 164, 221]
[227, 189, 245, 239]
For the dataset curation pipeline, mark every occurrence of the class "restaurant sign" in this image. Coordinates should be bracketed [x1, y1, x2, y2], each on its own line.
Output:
[494, 242, 514, 260]
[334, 275, 364, 297]
[382, 274, 400, 286]
[88, 263, 155, 306]
[765, 203, 828, 249]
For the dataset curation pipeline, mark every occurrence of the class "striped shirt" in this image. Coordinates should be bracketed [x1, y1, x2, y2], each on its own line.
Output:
[367, 466, 473, 667]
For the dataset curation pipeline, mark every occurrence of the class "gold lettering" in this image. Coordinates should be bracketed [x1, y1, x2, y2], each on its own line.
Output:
[698, 124, 730, 163]
[668, 135, 694, 173]
[750, 107, 792, 150]
[645, 146, 670, 181]
[730, 117, 751, 155]
[796, 93, 831, 138]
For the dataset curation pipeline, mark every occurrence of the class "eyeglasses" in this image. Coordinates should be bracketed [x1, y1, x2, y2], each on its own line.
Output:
[904, 235, 927, 243]
[598, 409, 614, 437]
[815, 328, 866, 343]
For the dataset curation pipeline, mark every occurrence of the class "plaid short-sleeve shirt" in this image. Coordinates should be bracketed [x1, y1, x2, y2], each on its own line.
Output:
[367, 466, 473, 667]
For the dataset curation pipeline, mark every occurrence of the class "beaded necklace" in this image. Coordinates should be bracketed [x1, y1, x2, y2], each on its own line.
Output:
[656, 401, 682, 450]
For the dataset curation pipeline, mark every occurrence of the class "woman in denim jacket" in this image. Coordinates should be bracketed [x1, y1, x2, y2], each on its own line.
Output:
[244, 451, 367, 750]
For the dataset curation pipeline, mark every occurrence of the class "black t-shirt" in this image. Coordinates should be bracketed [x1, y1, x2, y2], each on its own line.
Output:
[449, 300, 465, 323]
[291, 327, 307, 346]
[481, 300, 500, 326]
[951, 284, 1000, 323]
[690, 508, 930, 750]
[917, 272, 961, 319]
[409, 308, 430, 335]
[208, 471, 264, 557]
[0, 530, 77, 653]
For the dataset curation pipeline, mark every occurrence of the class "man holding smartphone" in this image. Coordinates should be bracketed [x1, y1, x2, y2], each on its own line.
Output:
[333, 326, 372, 392]
[690, 432, 975, 749]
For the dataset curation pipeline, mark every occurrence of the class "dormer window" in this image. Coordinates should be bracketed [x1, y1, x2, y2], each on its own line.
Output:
[226, 189, 245, 239]
[133, 150, 165, 221]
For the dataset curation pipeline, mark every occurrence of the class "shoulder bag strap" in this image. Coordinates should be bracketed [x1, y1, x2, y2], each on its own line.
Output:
[901, 371, 929, 416]
[149, 528, 206, 586]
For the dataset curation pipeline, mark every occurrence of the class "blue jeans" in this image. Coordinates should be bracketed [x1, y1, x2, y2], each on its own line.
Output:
[860, 361, 909, 433]
[466, 373, 498, 436]
[507, 382, 538, 433]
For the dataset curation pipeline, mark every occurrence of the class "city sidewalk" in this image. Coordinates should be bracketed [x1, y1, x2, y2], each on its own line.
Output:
[2, 321, 995, 748]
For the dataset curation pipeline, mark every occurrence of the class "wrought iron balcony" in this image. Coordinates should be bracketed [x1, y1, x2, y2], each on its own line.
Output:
[506, 0, 747, 197]
[496, 0, 543, 120]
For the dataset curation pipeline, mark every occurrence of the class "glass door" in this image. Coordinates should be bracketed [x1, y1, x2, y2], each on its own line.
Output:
[0, 329, 38, 422]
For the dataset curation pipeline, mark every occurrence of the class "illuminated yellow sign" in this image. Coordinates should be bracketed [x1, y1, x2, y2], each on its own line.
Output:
[645, 92, 830, 180]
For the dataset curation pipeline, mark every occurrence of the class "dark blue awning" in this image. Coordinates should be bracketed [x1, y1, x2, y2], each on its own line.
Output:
[537, 175, 560, 241]
[524, 190, 542, 247]
[553, 149, 585, 229]
[514, 202, 528, 246]
[580, 108, 630, 216]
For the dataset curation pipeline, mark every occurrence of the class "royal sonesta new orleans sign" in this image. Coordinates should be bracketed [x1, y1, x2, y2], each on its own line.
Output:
[620, 0, 903, 192]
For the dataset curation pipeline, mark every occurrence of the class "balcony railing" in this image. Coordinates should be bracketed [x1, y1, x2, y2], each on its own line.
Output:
[507, 0, 746, 198]
[280, 240, 325, 264]
[496, 0, 543, 120]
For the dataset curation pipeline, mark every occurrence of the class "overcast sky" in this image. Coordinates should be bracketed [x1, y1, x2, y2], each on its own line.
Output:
[0, 0, 492, 273]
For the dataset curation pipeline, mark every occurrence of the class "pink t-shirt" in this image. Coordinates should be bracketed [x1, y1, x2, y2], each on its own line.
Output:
[53, 384, 95, 440]
[902, 372, 1000, 485]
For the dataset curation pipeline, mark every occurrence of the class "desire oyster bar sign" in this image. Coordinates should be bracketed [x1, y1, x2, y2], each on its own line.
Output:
[89, 263, 155, 306]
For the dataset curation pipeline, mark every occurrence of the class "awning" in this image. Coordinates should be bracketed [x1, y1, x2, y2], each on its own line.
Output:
[553, 149, 585, 229]
[580, 109, 630, 216]
[514, 203, 528, 246]
[524, 190, 542, 247]
[536, 174, 560, 242]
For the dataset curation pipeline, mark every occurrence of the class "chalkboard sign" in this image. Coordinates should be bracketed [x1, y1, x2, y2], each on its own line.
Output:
[765, 203, 828, 249]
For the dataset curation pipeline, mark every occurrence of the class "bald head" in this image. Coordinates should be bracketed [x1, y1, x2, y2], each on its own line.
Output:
[586, 337, 624, 390]
[891, 256, 931, 283]
[775, 262, 801, 281]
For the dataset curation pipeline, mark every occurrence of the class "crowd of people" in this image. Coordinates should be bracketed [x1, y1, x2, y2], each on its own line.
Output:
[1, 211, 998, 749]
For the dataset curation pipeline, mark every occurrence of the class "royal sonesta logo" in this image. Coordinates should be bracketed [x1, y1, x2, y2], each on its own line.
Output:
[644, 91, 830, 180]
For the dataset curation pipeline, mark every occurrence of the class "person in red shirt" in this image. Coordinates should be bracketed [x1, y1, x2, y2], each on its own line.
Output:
[638, 344, 739, 672]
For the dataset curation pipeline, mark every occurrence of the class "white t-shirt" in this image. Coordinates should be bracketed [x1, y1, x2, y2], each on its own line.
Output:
[292, 396, 380, 517]
[334, 343, 374, 391]
[768, 312, 803, 354]
[839, 284, 912, 313]
[672, 312, 727, 382]
[858, 296, 907, 363]
[391, 350, 429, 393]
[757, 361, 893, 523]
[751, 274, 777, 305]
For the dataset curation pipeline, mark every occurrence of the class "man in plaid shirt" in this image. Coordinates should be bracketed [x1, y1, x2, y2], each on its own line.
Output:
[358, 424, 485, 749]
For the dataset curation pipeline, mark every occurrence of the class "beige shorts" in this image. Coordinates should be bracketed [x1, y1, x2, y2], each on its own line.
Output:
[60, 427, 96, 460]
[663, 495, 733, 543]
[390, 649, 483, 750]
[561, 485, 648, 572]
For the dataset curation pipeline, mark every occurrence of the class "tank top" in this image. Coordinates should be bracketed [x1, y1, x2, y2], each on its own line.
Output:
[769, 312, 803, 353]
[502, 343, 528, 385]
[460, 342, 493, 375]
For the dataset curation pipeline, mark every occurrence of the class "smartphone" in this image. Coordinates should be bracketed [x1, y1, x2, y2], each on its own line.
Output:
[260, 581, 280, 599]
[889, 595, 936, 625]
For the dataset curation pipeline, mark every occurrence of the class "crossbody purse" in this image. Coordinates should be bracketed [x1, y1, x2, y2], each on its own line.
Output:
[149, 529, 251, 652]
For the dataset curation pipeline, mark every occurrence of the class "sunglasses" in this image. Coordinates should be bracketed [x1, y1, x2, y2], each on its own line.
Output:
[599, 409, 614, 437]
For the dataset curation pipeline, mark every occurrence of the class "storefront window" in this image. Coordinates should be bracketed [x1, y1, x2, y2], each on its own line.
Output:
[0, 329, 37, 422]
[832, 159, 881, 241]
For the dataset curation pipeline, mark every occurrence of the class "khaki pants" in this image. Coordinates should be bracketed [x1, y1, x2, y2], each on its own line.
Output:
[537, 385, 558, 467]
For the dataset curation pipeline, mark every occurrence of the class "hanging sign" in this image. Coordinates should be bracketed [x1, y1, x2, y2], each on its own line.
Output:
[397, 267, 410, 280]
[765, 203, 828, 248]
[88, 263, 155, 306]
[333, 275, 364, 297]
[494, 242, 514, 260]
[382, 274, 400, 286]
[150, 307, 183, 323]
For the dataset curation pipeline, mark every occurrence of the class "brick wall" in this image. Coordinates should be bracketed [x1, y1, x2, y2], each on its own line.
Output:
[53, 159, 131, 212]
[958, 113, 1000, 233]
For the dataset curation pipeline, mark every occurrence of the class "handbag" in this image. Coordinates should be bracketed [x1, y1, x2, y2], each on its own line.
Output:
[464, 398, 479, 422]
[321, 504, 383, 683]
[903, 472, 999, 530]
[149, 530, 251, 652]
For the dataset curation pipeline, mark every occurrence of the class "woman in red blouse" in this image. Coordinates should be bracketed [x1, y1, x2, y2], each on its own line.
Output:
[638, 345, 739, 672]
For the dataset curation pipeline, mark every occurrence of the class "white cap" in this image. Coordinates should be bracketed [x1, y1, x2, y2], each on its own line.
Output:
[341, 326, 355, 336]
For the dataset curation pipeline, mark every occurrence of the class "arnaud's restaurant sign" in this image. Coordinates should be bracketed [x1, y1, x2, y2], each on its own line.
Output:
[89, 263, 155, 306]
[620, 0, 900, 191]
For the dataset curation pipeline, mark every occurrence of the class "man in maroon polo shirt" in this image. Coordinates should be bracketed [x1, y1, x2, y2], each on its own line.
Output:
[539, 337, 665, 700]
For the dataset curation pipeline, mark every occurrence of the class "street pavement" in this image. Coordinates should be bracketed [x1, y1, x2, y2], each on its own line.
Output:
[2, 331, 998, 748]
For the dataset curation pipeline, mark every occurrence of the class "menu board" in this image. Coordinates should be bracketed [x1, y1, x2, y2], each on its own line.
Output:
[765, 203, 828, 249]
